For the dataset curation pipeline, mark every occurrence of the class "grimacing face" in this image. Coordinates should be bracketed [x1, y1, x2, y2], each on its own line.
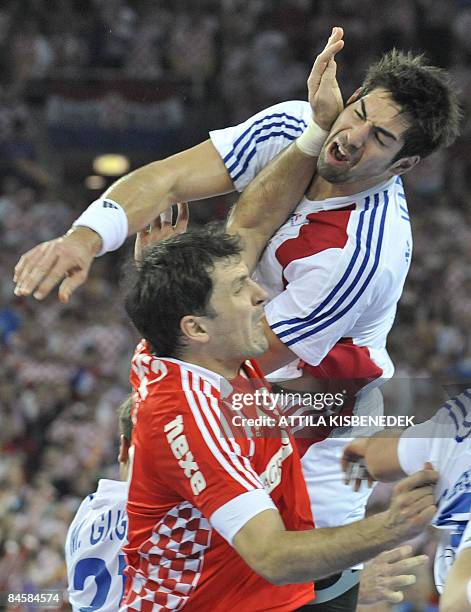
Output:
[317, 88, 412, 185]
[205, 257, 269, 362]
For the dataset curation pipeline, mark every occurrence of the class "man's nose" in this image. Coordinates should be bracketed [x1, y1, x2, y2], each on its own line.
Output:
[347, 122, 372, 149]
[251, 279, 268, 305]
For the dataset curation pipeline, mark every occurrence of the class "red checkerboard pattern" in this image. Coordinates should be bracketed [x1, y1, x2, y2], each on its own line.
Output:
[123, 502, 211, 610]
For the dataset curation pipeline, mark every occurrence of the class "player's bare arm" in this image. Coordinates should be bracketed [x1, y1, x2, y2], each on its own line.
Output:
[232, 467, 437, 584]
[342, 431, 406, 488]
[440, 548, 471, 612]
[13, 27, 344, 303]
[13, 140, 229, 302]
[227, 27, 344, 273]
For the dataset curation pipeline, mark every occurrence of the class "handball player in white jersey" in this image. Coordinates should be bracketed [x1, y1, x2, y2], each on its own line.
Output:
[15, 27, 461, 609]
[343, 389, 471, 611]
[65, 398, 132, 611]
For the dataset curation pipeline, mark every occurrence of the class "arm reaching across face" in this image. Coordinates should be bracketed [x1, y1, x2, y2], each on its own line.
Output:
[13, 27, 344, 303]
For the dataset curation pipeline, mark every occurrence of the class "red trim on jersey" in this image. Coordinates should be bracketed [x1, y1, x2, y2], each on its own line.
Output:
[275, 206, 354, 286]
[288, 339, 383, 456]
[300, 337, 383, 396]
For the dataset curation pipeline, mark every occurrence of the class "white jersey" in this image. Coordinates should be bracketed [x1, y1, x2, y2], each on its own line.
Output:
[65, 480, 128, 611]
[210, 100, 412, 529]
[398, 391, 471, 592]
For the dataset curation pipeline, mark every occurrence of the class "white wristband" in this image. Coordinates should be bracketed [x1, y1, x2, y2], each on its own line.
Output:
[467, 577, 471, 606]
[295, 119, 329, 157]
[72, 198, 128, 257]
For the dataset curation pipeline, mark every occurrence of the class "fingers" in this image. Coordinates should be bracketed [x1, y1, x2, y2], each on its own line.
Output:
[389, 554, 429, 574]
[175, 202, 189, 233]
[58, 269, 88, 304]
[160, 208, 173, 228]
[381, 589, 405, 604]
[386, 574, 417, 589]
[378, 544, 413, 565]
[307, 27, 344, 92]
[14, 243, 57, 297]
[33, 259, 80, 301]
[394, 468, 439, 494]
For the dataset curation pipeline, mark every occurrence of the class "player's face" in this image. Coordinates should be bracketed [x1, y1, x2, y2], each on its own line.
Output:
[206, 258, 269, 361]
[317, 88, 411, 184]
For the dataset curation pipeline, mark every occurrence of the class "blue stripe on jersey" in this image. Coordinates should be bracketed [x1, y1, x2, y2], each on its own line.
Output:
[442, 402, 461, 433]
[283, 191, 389, 346]
[401, 215, 411, 222]
[453, 397, 471, 422]
[224, 114, 307, 181]
[232, 130, 300, 182]
[442, 400, 471, 442]
[436, 492, 471, 527]
[400, 205, 409, 214]
[395, 176, 403, 185]
[271, 194, 372, 331]
[223, 111, 307, 165]
[398, 192, 406, 199]
[276, 193, 380, 340]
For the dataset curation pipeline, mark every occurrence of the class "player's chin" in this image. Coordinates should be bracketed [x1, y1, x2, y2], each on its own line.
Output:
[318, 161, 353, 183]
[250, 333, 269, 357]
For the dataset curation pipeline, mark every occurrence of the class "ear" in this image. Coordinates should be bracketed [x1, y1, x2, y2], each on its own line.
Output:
[346, 87, 363, 106]
[390, 155, 421, 176]
[118, 434, 130, 465]
[180, 315, 210, 345]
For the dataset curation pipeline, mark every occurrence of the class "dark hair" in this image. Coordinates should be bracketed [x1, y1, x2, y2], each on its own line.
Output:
[124, 224, 242, 358]
[360, 49, 462, 160]
[118, 396, 133, 442]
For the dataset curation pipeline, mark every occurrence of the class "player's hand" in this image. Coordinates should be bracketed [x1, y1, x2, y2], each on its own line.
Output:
[13, 226, 102, 304]
[358, 545, 429, 605]
[341, 438, 375, 491]
[385, 463, 438, 543]
[308, 27, 344, 131]
[134, 202, 189, 262]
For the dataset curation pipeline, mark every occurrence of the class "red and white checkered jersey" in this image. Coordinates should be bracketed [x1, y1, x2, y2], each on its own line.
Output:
[210, 101, 413, 532]
[122, 341, 314, 611]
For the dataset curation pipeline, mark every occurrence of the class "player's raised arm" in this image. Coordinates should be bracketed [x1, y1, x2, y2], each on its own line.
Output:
[227, 27, 344, 272]
[13, 141, 230, 303]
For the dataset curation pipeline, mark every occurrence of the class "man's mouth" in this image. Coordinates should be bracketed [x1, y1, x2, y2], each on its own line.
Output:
[327, 140, 352, 166]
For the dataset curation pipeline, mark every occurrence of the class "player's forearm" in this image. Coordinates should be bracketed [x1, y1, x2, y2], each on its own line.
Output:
[364, 431, 404, 481]
[267, 512, 401, 584]
[102, 160, 178, 235]
[102, 140, 234, 235]
[227, 144, 316, 271]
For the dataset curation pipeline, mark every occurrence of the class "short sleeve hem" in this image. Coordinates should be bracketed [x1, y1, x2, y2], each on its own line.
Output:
[210, 489, 276, 544]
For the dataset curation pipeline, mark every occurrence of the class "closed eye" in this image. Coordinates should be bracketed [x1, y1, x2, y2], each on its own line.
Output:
[374, 131, 385, 146]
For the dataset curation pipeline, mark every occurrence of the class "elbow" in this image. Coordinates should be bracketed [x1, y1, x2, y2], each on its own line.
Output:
[257, 559, 290, 586]
[243, 544, 290, 586]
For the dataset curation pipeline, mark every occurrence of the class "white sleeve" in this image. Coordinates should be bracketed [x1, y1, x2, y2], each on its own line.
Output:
[210, 489, 276, 544]
[397, 419, 437, 475]
[397, 403, 463, 475]
[209, 100, 312, 192]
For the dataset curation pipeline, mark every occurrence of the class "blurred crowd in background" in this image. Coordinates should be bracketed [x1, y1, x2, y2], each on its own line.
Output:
[1, 0, 471, 609]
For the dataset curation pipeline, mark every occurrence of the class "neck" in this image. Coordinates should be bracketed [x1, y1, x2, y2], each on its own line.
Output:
[306, 173, 392, 201]
[179, 349, 241, 381]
